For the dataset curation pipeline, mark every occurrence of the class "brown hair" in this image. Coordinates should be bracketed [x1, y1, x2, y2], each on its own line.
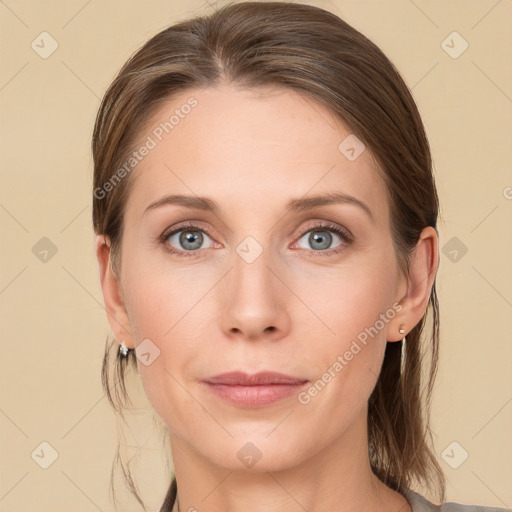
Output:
[93, 2, 445, 510]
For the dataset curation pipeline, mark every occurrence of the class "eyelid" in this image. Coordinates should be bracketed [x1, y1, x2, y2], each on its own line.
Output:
[295, 221, 353, 242]
[160, 220, 216, 241]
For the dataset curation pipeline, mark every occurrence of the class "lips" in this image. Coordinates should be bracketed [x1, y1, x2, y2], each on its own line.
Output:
[202, 371, 309, 408]
[204, 371, 308, 386]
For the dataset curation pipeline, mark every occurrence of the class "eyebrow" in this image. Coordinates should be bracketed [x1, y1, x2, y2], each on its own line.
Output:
[143, 192, 374, 222]
[287, 192, 373, 222]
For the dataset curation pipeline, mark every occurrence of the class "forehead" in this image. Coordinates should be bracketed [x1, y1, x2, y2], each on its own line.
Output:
[124, 82, 388, 224]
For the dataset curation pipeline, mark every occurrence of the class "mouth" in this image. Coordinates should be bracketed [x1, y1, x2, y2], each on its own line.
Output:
[202, 371, 309, 408]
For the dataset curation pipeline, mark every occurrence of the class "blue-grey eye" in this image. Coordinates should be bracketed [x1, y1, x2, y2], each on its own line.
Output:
[168, 229, 212, 251]
[296, 229, 343, 251]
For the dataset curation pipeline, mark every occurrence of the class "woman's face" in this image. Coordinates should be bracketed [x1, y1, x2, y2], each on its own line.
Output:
[104, 83, 412, 471]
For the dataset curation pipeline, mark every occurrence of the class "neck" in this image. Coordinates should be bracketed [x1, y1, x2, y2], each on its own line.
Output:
[168, 407, 410, 512]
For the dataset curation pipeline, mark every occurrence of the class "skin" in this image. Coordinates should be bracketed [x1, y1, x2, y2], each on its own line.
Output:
[96, 82, 438, 512]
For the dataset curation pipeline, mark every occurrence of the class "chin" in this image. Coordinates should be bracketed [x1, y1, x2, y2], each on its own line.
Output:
[198, 430, 311, 473]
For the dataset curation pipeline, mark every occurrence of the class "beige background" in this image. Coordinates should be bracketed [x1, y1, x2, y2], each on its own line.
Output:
[1, 0, 511, 511]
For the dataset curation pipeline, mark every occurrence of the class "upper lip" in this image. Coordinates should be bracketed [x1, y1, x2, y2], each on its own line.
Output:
[204, 371, 308, 386]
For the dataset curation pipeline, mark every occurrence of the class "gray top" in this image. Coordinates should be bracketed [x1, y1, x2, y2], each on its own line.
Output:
[168, 489, 511, 511]
[403, 489, 511, 512]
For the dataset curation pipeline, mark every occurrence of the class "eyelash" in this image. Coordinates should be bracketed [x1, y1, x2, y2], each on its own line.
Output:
[158, 221, 353, 258]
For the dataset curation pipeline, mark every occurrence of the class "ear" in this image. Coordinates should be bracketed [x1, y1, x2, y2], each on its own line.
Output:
[389, 226, 439, 342]
[95, 234, 134, 349]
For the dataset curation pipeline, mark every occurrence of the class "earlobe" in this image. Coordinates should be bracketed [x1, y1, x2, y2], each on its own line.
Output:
[390, 226, 439, 342]
[95, 235, 134, 349]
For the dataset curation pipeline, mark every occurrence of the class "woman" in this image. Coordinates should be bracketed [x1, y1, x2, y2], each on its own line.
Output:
[92, 2, 509, 511]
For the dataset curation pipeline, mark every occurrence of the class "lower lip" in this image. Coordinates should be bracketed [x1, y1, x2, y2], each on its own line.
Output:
[203, 382, 308, 408]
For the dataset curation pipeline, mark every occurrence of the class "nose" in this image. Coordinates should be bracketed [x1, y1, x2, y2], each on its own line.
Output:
[218, 245, 291, 342]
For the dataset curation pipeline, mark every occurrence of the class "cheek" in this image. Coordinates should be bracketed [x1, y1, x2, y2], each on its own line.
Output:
[293, 249, 398, 349]
[122, 268, 204, 376]
[123, 277, 199, 434]
[120, 256, 217, 427]
[121, 241, 207, 340]
[291, 250, 398, 412]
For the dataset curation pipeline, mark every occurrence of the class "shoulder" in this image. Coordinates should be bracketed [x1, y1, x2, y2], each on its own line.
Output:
[402, 488, 511, 512]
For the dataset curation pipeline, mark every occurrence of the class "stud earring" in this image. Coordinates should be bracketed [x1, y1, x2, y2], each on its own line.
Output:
[399, 326, 405, 335]
[119, 340, 130, 357]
